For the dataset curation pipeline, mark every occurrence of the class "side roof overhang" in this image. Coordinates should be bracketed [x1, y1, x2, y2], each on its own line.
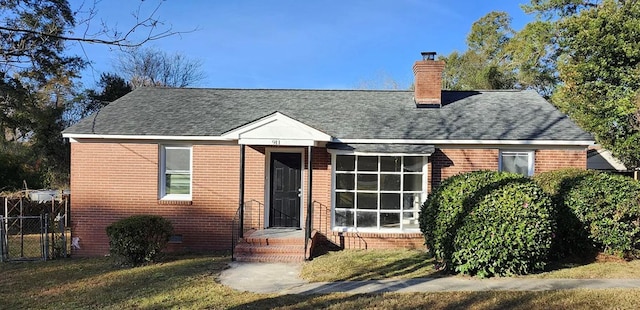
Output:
[61, 112, 334, 146]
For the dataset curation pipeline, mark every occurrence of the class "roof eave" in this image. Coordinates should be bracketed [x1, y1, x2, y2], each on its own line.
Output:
[333, 138, 595, 146]
[62, 133, 233, 142]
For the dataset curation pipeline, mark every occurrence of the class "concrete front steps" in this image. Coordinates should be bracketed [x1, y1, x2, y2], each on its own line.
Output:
[233, 228, 308, 262]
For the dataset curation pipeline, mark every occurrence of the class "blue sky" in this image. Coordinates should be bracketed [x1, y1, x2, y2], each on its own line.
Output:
[68, 0, 532, 90]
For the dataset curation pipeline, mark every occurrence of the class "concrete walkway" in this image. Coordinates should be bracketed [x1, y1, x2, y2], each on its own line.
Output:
[218, 262, 640, 294]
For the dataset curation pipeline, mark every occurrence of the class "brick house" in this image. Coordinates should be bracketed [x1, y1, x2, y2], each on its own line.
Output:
[62, 52, 593, 260]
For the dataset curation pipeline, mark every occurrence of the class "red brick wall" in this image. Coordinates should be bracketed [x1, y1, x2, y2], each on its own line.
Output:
[70, 142, 158, 256]
[428, 148, 587, 192]
[429, 148, 499, 191]
[413, 59, 446, 104]
[70, 143, 256, 256]
[327, 232, 425, 250]
[307, 147, 332, 236]
[535, 149, 586, 173]
[70, 143, 587, 256]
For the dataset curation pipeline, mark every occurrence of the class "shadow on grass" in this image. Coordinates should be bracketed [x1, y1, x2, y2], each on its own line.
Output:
[304, 250, 449, 282]
[227, 291, 544, 310]
[542, 252, 599, 274]
[344, 254, 447, 281]
[0, 253, 229, 309]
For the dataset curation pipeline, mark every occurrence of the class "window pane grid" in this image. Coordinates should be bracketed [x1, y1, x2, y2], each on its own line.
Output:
[334, 154, 425, 230]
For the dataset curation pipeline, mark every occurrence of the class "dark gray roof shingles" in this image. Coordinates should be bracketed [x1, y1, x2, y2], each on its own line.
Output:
[63, 87, 594, 141]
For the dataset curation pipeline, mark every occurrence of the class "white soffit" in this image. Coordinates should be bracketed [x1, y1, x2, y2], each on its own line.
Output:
[222, 112, 332, 146]
[588, 148, 627, 171]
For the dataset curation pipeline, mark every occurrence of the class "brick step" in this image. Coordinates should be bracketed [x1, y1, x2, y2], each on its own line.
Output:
[234, 244, 305, 255]
[242, 237, 305, 246]
[234, 254, 306, 263]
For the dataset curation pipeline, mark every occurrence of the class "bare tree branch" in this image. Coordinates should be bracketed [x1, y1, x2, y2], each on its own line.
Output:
[116, 47, 206, 88]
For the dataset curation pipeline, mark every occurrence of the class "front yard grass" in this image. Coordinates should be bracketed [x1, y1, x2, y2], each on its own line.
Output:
[2, 252, 640, 309]
[300, 249, 443, 281]
[301, 249, 640, 282]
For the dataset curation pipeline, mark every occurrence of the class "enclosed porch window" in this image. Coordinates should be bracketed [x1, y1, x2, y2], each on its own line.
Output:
[333, 154, 427, 231]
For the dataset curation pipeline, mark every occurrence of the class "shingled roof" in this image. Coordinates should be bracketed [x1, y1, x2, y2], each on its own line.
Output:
[63, 87, 593, 142]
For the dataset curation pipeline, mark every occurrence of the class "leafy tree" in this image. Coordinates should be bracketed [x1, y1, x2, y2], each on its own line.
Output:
[523, 0, 600, 17]
[66, 73, 132, 123]
[441, 10, 559, 97]
[440, 12, 517, 90]
[116, 48, 206, 88]
[442, 1, 640, 168]
[530, 0, 640, 168]
[91, 74, 133, 104]
[0, 0, 187, 190]
[504, 20, 559, 97]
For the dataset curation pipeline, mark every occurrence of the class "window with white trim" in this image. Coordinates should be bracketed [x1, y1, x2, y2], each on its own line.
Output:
[160, 146, 192, 200]
[333, 155, 426, 231]
[500, 151, 534, 176]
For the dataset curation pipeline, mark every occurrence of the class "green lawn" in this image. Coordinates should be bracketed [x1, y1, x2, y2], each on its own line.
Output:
[301, 249, 640, 281]
[1, 252, 640, 309]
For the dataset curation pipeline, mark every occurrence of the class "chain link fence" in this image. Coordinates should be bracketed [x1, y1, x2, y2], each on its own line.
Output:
[0, 195, 70, 262]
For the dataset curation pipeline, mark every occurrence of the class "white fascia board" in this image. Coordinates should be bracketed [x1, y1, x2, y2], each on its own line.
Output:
[238, 138, 316, 146]
[333, 138, 595, 146]
[62, 133, 232, 142]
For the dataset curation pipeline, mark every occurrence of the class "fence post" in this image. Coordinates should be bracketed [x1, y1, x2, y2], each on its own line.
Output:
[3, 197, 7, 233]
[42, 213, 49, 261]
[20, 198, 24, 258]
[0, 215, 5, 262]
[59, 214, 66, 257]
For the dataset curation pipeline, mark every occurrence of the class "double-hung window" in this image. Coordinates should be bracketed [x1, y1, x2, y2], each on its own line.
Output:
[333, 154, 426, 231]
[160, 146, 192, 200]
[500, 151, 534, 176]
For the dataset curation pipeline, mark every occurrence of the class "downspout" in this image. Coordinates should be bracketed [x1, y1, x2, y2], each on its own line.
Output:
[239, 144, 246, 238]
[304, 145, 313, 260]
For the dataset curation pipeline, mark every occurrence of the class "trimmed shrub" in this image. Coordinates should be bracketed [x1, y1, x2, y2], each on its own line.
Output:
[532, 168, 591, 197]
[533, 168, 595, 258]
[452, 181, 554, 277]
[420, 170, 554, 277]
[420, 171, 519, 264]
[106, 215, 174, 266]
[536, 169, 640, 258]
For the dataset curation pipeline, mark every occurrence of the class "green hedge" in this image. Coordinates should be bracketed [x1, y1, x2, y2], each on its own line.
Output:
[106, 215, 174, 266]
[536, 169, 640, 258]
[533, 168, 595, 258]
[420, 170, 554, 277]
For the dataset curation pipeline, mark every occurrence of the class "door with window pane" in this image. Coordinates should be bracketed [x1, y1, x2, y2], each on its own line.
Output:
[270, 153, 302, 228]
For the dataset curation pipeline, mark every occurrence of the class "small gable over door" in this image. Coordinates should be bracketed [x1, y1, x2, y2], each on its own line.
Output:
[222, 112, 332, 146]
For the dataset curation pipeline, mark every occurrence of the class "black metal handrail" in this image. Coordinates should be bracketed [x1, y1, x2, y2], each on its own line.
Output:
[269, 207, 301, 228]
[230, 199, 264, 261]
[231, 206, 241, 261]
[231, 199, 323, 260]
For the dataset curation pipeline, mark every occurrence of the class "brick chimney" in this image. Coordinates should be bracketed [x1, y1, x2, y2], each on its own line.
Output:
[413, 52, 445, 107]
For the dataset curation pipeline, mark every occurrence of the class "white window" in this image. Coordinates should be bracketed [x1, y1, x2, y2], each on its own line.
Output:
[160, 146, 192, 200]
[333, 154, 426, 231]
[500, 151, 534, 176]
